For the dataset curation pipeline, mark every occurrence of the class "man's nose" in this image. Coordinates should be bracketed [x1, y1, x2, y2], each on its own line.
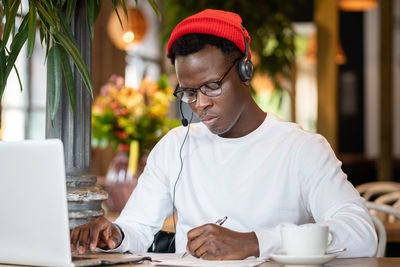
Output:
[195, 90, 212, 110]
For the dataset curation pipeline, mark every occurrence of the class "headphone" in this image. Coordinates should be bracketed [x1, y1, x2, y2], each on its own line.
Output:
[238, 26, 254, 82]
[179, 101, 189, 127]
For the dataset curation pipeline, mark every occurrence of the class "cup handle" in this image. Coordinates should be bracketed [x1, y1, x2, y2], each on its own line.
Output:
[327, 230, 335, 248]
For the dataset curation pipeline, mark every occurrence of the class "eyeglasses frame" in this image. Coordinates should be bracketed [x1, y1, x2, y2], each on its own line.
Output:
[173, 57, 241, 104]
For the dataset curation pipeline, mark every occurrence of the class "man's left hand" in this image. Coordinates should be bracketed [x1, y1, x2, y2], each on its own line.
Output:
[186, 224, 259, 260]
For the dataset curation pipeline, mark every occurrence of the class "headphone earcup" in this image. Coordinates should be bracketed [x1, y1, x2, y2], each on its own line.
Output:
[238, 57, 254, 82]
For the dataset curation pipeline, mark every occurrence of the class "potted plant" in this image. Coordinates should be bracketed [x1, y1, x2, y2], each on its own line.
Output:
[0, 0, 160, 121]
[0, 0, 160, 227]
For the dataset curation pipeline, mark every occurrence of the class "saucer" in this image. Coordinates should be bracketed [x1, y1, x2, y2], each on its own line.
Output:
[269, 253, 337, 266]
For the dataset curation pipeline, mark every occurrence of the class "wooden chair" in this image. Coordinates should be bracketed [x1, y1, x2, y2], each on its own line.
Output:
[356, 182, 400, 201]
[374, 192, 400, 223]
[366, 202, 400, 257]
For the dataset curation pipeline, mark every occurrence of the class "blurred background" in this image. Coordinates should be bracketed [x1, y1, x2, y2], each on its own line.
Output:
[0, 0, 399, 254]
[1, 0, 399, 185]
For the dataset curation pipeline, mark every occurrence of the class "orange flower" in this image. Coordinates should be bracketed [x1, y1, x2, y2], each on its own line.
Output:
[116, 131, 129, 139]
[92, 74, 179, 152]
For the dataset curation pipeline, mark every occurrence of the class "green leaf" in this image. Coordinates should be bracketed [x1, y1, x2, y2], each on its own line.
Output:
[93, 0, 102, 23]
[60, 0, 67, 8]
[147, 0, 161, 20]
[5, 41, 23, 93]
[120, 0, 128, 17]
[57, 7, 79, 49]
[85, 0, 95, 40]
[27, 1, 37, 57]
[36, 1, 57, 28]
[6, 16, 29, 78]
[54, 31, 93, 99]
[39, 20, 45, 44]
[0, 4, 4, 26]
[12, 58, 23, 92]
[0, 47, 6, 100]
[112, 1, 124, 30]
[45, 32, 51, 59]
[66, 0, 77, 23]
[36, 12, 51, 55]
[40, 0, 57, 18]
[47, 44, 62, 122]
[10, 13, 29, 51]
[2, 0, 21, 46]
[58, 44, 76, 111]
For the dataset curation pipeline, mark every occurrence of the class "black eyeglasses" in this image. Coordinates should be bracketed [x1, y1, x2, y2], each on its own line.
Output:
[173, 58, 240, 104]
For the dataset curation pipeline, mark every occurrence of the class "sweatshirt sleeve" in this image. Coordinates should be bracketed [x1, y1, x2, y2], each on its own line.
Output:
[254, 135, 377, 259]
[297, 135, 377, 257]
[106, 134, 175, 253]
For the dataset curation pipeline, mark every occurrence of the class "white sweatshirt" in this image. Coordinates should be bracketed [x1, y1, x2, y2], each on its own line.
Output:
[112, 113, 377, 258]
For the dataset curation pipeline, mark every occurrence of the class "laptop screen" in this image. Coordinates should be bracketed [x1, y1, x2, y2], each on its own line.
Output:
[0, 139, 72, 267]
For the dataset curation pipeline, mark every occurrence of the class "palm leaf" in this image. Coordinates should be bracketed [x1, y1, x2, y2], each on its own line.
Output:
[2, 0, 21, 46]
[120, 0, 127, 17]
[58, 43, 76, 111]
[11, 56, 23, 92]
[36, 1, 57, 28]
[6, 15, 29, 79]
[93, 0, 102, 23]
[10, 14, 29, 50]
[60, 0, 67, 8]
[85, 0, 95, 40]
[147, 0, 161, 20]
[0, 4, 4, 22]
[0, 47, 6, 100]
[4, 45, 23, 93]
[39, 19, 45, 44]
[45, 32, 51, 59]
[47, 44, 62, 122]
[56, 7, 79, 49]
[111, 0, 124, 30]
[66, 0, 77, 23]
[27, 1, 37, 57]
[54, 31, 93, 99]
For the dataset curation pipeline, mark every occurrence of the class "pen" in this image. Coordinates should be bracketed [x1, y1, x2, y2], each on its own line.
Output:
[182, 216, 228, 258]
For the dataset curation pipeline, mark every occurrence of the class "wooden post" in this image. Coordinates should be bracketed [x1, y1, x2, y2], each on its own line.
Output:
[378, 0, 393, 181]
[91, 0, 126, 177]
[290, 61, 297, 122]
[314, 0, 339, 151]
[0, 21, 2, 138]
[45, 1, 107, 228]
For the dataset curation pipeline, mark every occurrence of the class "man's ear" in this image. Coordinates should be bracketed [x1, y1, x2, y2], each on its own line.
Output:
[243, 79, 251, 86]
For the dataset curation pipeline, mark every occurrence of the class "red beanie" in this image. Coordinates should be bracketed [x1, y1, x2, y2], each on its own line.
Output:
[167, 9, 251, 58]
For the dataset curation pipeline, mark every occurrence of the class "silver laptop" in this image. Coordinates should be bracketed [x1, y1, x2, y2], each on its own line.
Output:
[0, 139, 147, 267]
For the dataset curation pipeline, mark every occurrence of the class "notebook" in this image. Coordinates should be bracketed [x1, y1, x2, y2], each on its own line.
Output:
[0, 139, 147, 267]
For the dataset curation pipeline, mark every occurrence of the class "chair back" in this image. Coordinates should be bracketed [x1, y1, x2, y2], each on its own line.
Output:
[356, 182, 400, 201]
[374, 192, 400, 222]
[365, 202, 400, 257]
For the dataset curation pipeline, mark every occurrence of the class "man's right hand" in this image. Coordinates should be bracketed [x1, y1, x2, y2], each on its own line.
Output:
[70, 216, 123, 254]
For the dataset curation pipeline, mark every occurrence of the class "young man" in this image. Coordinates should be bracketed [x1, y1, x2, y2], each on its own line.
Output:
[70, 9, 377, 259]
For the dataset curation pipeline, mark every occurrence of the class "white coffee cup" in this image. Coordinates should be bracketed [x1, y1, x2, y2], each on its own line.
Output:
[281, 223, 335, 256]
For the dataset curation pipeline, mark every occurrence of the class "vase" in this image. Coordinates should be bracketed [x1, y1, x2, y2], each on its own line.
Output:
[105, 146, 149, 212]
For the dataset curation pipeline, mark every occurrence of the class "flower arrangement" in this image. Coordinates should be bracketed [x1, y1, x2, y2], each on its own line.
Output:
[92, 75, 180, 153]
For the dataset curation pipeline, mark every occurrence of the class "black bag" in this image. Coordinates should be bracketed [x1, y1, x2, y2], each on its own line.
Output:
[148, 231, 175, 253]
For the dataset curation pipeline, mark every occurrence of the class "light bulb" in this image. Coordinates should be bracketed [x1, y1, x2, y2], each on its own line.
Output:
[122, 31, 135, 44]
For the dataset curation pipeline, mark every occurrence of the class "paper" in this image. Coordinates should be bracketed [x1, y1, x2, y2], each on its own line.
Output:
[136, 253, 266, 267]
